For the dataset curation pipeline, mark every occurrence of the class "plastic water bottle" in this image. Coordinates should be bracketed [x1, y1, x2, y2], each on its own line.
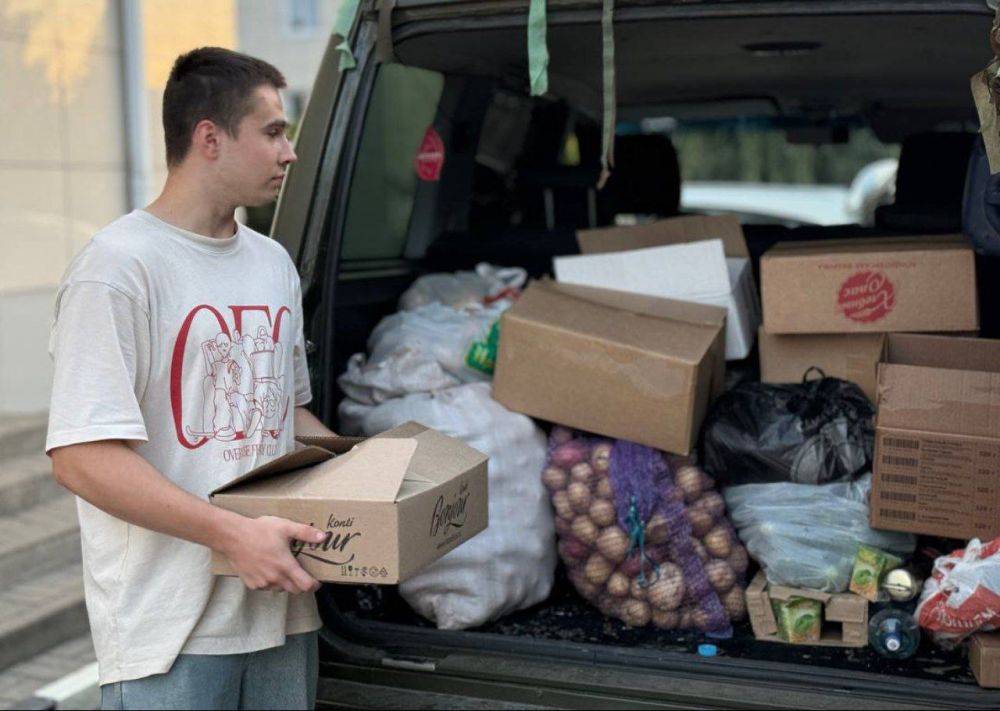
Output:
[868, 608, 920, 660]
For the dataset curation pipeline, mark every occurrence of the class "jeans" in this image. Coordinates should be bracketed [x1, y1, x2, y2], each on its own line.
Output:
[100, 631, 318, 710]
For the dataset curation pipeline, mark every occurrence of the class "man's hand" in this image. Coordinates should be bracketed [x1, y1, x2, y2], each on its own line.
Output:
[219, 516, 327, 594]
[51, 441, 328, 596]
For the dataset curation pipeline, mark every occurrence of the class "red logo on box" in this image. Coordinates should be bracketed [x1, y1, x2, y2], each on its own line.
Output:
[838, 270, 895, 323]
[414, 126, 445, 182]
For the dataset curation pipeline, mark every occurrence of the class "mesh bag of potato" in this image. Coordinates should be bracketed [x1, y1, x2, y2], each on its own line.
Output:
[544, 427, 748, 633]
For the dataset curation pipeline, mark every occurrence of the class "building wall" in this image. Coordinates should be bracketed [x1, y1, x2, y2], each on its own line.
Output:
[237, 0, 336, 122]
[0, 0, 237, 414]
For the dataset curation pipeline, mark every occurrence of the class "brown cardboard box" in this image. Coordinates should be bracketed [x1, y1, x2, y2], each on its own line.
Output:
[760, 236, 978, 334]
[745, 571, 868, 648]
[971, 632, 1000, 688]
[871, 334, 1000, 540]
[576, 214, 748, 257]
[759, 329, 886, 402]
[492, 280, 727, 455]
[210, 421, 489, 584]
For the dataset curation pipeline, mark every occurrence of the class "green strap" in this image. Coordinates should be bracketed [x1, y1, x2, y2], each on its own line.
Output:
[598, 0, 616, 188]
[332, 0, 363, 71]
[528, 0, 549, 96]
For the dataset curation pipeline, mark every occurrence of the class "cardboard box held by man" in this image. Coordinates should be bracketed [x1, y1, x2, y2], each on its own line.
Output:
[211, 421, 489, 583]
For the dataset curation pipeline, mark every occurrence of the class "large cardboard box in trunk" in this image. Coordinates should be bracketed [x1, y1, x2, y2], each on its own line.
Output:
[492, 280, 727, 455]
[560, 214, 759, 360]
[745, 572, 868, 648]
[759, 329, 886, 402]
[971, 632, 1000, 688]
[871, 334, 1000, 540]
[761, 236, 978, 335]
[210, 421, 489, 584]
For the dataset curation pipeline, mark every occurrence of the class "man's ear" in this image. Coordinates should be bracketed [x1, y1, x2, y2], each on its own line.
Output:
[191, 119, 223, 160]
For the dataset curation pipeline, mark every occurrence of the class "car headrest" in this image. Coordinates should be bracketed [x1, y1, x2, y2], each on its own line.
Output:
[875, 132, 975, 232]
[597, 133, 681, 223]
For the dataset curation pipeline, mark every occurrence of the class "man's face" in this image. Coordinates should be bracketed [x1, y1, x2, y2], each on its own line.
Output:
[216, 85, 297, 208]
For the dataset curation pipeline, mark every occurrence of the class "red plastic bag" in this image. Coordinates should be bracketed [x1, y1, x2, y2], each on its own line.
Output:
[916, 537, 1000, 647]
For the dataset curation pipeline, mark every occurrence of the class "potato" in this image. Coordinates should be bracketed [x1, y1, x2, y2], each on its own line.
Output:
[606, 572, 630, 598]
[704, 559, 736, 594]
[644, 513, 670, 545]
[699, 470, 716, 492]
[570, 462, 596, 488]
[678, 607, 695, 630]
[552, 441, 589, 469]
[686, 507, 715, 538]
[598, 594, 623, 618]
[541, 466, 568, 492]
[568, 570, 600, 601]
[552, 490, 573, 520]
[567, 481, 592, 514]
[689, 537, 710, 563]
[553, 516, 571, 538]
[652, 609, 679, 630]
[675, 465, 705, 503]
[619, 555, 642, 578]
[572, 515, 599, 546]
[647, 543, 672, 565]
[589, 498, 617, 528]
[703, 525, 734, 559]
[596, 526, 629, 564]
[551, 426, 574, 445]
[692, 607, 714, 632]
[595, 477, 613, 500]
[622, 599, 652, 628]
[646, 564, 684, 611]
[727, 544, 749, 575]
[591, 442, 613, 474]
[694, 491, 725, 520]
[584, 552, 613, 586]
[558, 537, 590, 562]
[722, 586, 747, 621]
[630, 577, 648, 601]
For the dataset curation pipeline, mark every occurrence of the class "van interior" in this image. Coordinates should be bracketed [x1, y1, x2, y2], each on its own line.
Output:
[294, 4, 1000, 704]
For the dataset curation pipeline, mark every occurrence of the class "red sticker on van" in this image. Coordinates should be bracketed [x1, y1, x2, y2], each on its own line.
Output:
[415, 127, 445, 182]
[838, 270, 896, 323]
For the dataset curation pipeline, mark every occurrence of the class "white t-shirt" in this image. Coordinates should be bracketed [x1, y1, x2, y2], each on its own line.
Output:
[45, 210, 321, 685]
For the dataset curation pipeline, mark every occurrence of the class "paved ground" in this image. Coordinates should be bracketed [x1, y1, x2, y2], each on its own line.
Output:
[0, 414, 96, 709]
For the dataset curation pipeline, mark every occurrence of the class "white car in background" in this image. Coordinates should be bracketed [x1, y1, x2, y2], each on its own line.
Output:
[682, 158, 899, 226]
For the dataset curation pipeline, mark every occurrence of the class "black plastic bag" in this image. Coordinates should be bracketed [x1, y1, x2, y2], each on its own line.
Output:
[701, 370, 875, 487]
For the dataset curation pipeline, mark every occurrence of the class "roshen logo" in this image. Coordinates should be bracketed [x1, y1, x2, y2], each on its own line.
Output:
[430, 480, 470, 537]
[290, 515, 361, 566]
[837, 270, 896, 323]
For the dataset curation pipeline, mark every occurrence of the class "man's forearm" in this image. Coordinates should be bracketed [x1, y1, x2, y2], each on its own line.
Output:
[294, 406, 338, 438]
[50, 440, 247, 555]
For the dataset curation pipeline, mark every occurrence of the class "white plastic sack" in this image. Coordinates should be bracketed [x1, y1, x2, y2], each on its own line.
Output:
[723, 474, 915, 593]
[367, 301, 507, 386]
[338, 351, 460, 406]
[400, 263, 527, 311]
[338, 382, 556, 630]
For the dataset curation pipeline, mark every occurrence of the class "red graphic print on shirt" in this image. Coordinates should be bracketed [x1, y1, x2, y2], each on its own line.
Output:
[170, 304, 291, 449]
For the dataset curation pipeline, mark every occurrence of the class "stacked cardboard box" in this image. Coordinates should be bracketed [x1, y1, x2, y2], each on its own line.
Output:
[759, 235, 978, 400]
[870, 334, 1000, 541]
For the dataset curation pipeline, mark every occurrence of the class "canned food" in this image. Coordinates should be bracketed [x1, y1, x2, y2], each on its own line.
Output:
[882, 568, 921, 602]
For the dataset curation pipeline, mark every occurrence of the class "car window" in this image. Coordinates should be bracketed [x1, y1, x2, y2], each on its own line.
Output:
[667, 122, 900, 226]
[339, 63, 444, 264]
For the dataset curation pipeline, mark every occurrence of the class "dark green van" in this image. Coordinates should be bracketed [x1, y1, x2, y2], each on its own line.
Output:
[272, 1, 1000, 707]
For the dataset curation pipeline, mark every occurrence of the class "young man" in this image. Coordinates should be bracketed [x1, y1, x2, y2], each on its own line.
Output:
[46, 47, 335, 710]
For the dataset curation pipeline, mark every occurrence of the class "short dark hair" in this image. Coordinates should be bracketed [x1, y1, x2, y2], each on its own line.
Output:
[163, 47, 287, 167]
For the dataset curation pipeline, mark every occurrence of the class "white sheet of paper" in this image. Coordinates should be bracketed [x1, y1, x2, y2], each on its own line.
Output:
[554, 239, 731, 301]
